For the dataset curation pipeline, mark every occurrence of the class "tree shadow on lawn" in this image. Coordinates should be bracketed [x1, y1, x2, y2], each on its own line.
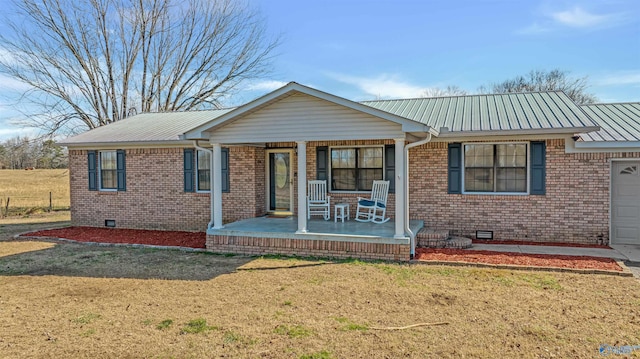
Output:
[0, 239, 254, 281]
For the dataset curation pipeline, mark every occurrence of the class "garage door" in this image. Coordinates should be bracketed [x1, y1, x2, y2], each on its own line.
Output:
[611, 161, 640, 244]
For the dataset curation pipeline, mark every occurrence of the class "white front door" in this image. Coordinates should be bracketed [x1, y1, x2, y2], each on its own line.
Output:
[611, 161, 640, 244]
[266, 149, 294, 214]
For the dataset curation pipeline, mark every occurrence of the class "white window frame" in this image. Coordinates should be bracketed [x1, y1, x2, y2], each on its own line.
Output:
[98, 150, 117, 192]
[461, 142, 530, 195]
[328, 145, 385, 193]
[196, 149, 211, 193]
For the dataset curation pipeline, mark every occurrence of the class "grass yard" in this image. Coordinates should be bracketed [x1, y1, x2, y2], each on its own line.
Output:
[0, 169, 70, 216]
[1, 222, 640, 358]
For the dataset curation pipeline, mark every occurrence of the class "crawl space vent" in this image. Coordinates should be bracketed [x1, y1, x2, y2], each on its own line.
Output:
[476, 230, 493, 240]
[105, 220, 116, 228]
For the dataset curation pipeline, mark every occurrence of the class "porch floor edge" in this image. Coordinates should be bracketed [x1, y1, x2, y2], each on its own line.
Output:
[206, 217, 423, 245]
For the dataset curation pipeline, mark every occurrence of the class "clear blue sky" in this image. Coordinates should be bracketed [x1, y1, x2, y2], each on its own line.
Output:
[1, 0, 639, 139]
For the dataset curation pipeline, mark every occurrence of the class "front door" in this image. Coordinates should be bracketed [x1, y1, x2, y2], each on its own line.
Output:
[267, 150, 294, 214]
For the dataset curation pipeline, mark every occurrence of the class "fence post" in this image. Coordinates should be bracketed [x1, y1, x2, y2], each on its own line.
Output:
[49, 192, 52, 212]
[4, 197, 9, 217]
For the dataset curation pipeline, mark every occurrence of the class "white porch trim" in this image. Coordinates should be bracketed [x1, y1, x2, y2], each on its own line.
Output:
[296, 141, 308, 233]
[212, 143, 224, 229]
[394, 138, 407, 239]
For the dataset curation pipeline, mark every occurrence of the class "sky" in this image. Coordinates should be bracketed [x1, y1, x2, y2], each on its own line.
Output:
[0, 0, 639, 140]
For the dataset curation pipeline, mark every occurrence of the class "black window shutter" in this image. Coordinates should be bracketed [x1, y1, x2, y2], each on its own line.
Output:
[384, 144, 395, 193]
[184, 149, 195, 192]
[448, 143, 462, 194]
[316, 146, 328, 180]
[530, 141, 546, 195]
[221, 148, 230, 193]
[88, 150, 97, 191]
[116, 149, 126, 191]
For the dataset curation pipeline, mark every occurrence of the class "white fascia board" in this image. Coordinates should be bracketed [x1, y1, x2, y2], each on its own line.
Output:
[431, 133, 570, 143]
[565, 138, 640, 153]
[182, 82, 434, 139]
[436, 126, 600, 139]
[59, 140, 194, 150]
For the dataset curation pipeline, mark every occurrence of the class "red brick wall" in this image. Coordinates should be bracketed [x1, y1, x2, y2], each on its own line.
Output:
[409, 139, 640, 244]
[69, 139, 639, 244]
[207, 234, 410, 261]
[69, 147, 265, 231]
[304, 140, 396, 219]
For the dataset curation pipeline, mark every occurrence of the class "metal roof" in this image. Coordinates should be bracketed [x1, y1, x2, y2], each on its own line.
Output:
[362, 91, 599, 135]
[60, 89, 610, 147]
[578, 103, 640, 142]
[59, 109, 234, 145]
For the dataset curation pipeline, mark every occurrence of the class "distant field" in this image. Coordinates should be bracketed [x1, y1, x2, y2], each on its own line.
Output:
[0, 169, 70, 215]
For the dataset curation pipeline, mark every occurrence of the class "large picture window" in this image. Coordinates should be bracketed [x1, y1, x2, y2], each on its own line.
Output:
[330, 147, 383, 191]
[464, 143, 527, 193]
[99, 151, 117, 190]
[196, 150, 211, 191]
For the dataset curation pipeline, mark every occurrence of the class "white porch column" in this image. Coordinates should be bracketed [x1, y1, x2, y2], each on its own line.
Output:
[296, 141, 308, 233]
[394, 138, 406, 239]
[212, 143, 224, 229]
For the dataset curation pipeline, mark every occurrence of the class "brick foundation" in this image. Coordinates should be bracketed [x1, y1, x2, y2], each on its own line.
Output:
[206, 234, 410, 261]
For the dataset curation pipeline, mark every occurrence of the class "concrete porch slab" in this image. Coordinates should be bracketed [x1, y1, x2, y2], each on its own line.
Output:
[208, 216, 423, 245]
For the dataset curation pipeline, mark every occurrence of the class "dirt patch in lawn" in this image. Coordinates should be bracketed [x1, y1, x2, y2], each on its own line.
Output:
[23, 226, 206, 249]
[415, 248, 623, 272]
[1, 240, 640, 358]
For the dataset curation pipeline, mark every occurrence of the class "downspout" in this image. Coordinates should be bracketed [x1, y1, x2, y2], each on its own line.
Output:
[194, 140, 214, 229]
[404, 133, 432, 258]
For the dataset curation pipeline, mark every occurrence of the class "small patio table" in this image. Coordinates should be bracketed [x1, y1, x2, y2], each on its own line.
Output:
[334, 203, 349, 223]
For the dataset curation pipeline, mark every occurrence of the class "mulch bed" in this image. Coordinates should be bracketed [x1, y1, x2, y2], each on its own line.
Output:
[23, 227, 206, 249]
[415, 248, 623, 272]
[472, 239, 610, 249]
[21, 227, 623, 272]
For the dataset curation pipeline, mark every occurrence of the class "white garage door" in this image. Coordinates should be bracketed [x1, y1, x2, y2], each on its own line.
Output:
[611, 161, 640, 244]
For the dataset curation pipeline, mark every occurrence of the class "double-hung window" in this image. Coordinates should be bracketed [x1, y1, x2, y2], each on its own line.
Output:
[330, 147, 383, 191]
[463, 143, 527, 193]
[196, 150, 211, 191]
[99, 151, 117, 190]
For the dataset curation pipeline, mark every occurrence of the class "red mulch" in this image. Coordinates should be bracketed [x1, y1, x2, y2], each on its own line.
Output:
[23, 227, 206, 249]
[472, 239, 610, 249]
[415, 248, 623, 272]
[22, 227, 623, 272]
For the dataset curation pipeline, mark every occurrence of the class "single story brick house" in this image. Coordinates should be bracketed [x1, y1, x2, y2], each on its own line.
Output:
[59, 82, 640, 260]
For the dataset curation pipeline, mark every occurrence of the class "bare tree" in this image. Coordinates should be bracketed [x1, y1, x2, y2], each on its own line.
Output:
[0, 136, 68, 169]
[482, 69, 598, 104]
[0, 0, 279, 135]
[420, 86, 468, 98]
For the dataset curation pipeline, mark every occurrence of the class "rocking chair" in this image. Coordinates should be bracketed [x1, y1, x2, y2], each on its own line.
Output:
[355, 180, 390, 223]
[307, 180, 331, 220]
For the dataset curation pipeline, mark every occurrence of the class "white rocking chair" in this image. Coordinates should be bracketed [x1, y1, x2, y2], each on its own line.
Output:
[355, 180, 390, 223]
[307, 180, 330, 220]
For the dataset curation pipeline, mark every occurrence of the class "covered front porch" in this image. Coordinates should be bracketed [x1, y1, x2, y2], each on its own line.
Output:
[183, 83, 437, 260]
[206, 217, 424, 261]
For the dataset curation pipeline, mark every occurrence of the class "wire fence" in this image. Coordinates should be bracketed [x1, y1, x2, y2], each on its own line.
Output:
[0, 192, 70, 217]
